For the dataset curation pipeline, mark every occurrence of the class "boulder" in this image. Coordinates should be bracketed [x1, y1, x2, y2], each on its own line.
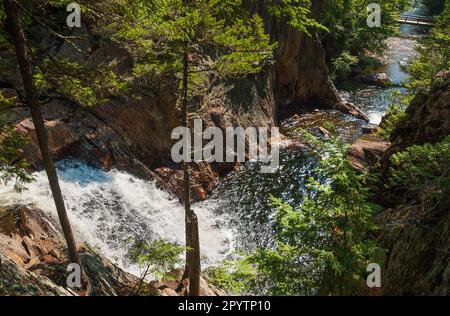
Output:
[362, 124, 380, 134]
[359, 72, 393, 87]
[151, 268, 227, 296]
[15, 118, 79, 169]
[348, 138, 390, 172]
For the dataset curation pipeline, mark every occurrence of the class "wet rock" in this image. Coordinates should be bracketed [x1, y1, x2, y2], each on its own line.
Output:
[79, 246, 140, 296]
[334, 101, 369, 122]
[6, 99, 171, 190]
[359, 72, 393, 87]
[15, 118, 79, 169]
[154, 162, 221, 202]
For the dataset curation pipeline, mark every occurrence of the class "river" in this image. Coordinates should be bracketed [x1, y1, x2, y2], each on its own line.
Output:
[206, 2, 433, 255]
[0, 3, 433, 277]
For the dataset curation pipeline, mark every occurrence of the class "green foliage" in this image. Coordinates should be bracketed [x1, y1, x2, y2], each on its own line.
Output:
[205, 259, 257, 295]
[64, 0, 275, 116]
[0, 1, 128, 108]
[388, 136, 450, 210]
[265, 0, 326, 34]
[0, 126, 34, 191]
[0, 91, 16, 111]
[0, 7, 8, 50]
[101, 0, 275, 76]
[321, 0, 410, 79]
[128, 239, 185, 295]
[0, 91, 34, 191]
[331, 51, 358, 80]
[33, 57, 127, 107]
[377, 90, 411, 140]
[409, 1, 450, 88]
[90, 0, 323, 108]
[247, 130, 380, 295]
[129, 239, 184, 279]
[4, 0, 323, 108]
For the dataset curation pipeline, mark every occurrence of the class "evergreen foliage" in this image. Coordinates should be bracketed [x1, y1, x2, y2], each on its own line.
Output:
[320, 0, 410, 80]
[409, 1, 450, 88]
[388, 136, 450, 211]
[247, 130, 381, 295]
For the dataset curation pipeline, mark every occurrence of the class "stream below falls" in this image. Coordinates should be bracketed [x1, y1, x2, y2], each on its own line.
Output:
[0, 4, 432, 278]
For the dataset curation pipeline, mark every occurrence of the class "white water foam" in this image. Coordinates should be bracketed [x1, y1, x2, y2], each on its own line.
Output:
[367, 112, 384, 125]
[0, 159, 233, 276]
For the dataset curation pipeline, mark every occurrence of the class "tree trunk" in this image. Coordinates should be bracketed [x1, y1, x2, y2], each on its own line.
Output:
[181, 45, 200, 296]
[2, 0, 80, 267]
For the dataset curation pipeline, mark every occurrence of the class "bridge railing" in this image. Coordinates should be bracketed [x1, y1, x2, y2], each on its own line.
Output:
[399, 13, 435, 23]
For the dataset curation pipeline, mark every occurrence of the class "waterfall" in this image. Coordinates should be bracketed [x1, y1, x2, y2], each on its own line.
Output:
[0, 158, 234, 276]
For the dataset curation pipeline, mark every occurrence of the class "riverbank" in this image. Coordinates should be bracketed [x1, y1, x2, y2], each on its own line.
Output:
[0, 0, 446, 296]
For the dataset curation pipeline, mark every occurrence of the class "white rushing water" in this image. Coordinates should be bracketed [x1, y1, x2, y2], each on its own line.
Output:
[0, 159, 234, 276]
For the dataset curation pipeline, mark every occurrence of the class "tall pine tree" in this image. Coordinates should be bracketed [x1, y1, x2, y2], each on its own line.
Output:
[96, 0, 275, 295]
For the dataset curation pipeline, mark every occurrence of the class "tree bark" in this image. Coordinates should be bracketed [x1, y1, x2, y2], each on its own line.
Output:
[182, 43, 200, 296]
[2, 0, 80, 267]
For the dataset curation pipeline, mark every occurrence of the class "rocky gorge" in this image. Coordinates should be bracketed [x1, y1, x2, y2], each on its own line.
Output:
[0, 0, 448, 296]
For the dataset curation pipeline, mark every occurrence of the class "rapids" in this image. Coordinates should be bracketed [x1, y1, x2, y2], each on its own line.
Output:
[0, 159, 234, 276]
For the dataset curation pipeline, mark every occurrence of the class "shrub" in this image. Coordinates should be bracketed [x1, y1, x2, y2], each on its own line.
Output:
[388, 136, 450, 210]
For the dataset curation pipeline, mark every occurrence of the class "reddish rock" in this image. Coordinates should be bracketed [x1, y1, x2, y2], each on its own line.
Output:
[154, 162, 222, 202]
[15, 118, 79, 168]
[151, 268, 226, 296]
[349, 138, 390, 172]
[0, 205, 65, 267]
[359, 72, 393, 87]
